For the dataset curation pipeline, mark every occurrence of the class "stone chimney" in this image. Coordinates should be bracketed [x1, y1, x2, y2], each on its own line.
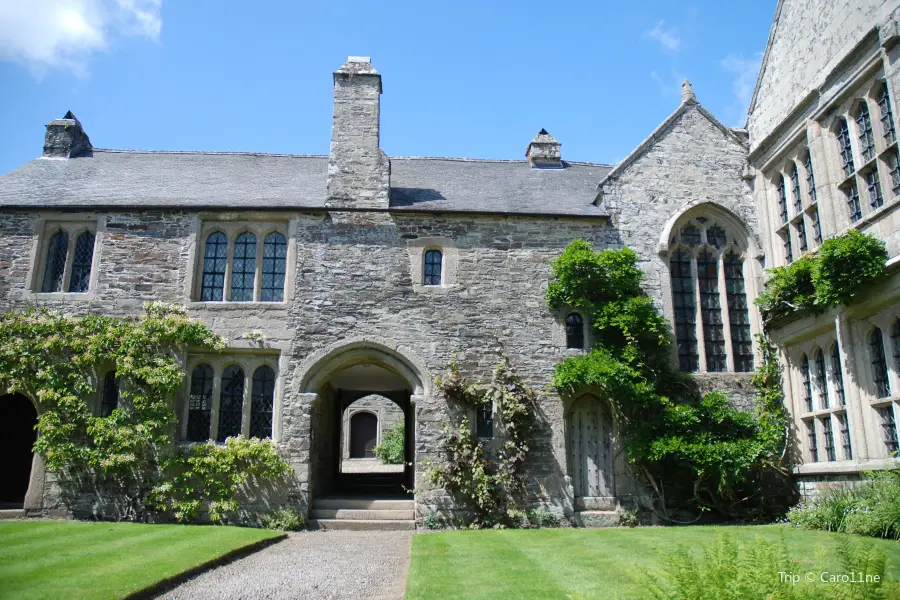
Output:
[681, 80, 697, 105]
[525, 129, 562, 168]
[43, 111, 92, 158]
[326, 56, 391, 209]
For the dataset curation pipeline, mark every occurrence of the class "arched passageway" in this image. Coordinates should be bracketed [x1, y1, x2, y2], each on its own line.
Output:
[349, 411, 378, 458]
[0, 394, 38, 508]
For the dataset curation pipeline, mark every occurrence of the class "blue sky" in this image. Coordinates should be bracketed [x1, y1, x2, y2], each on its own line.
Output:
[0, 1, 775, 175]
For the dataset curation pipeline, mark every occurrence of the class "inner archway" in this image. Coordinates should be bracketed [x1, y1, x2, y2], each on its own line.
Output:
[303, 343, 422, 499]
[0, 394, 38, 509]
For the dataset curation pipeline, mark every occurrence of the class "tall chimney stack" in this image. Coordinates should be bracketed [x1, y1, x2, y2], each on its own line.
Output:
[43, 111, 92, 158]
[326, 56, 391, 209]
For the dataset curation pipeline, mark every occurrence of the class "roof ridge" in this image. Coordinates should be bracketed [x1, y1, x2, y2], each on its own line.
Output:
[93, 149, 328, 158]
[390, 156, 613, 167]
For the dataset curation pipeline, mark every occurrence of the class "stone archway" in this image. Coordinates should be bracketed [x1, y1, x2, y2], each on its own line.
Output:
[1, 393, 38, 509]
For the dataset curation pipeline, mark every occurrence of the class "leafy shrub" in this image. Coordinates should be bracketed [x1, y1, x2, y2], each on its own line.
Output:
[524, 508, 560, 528]
[262, 507, 306, 531]
[813, 229, 887, 306]
[424, 512, 444, 530]
[374, 423, 405, 465]
[786, 470, 900, 540]
[755, 256, 817, 320]
[640, 533, 894, 600]
[618, 508, 639, 527]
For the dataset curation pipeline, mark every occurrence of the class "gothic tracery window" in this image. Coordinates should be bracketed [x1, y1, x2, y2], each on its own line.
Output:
[800, 354, 813, 413]
[856, 101, 876, 162]
[41, 230, 69, 293]
[837, 118, 855, 178]
[870, 327, 891, 399]
[231, 232, 257, 302]
[201, 231, 228, 301]
[669, 216, 752, 373]
[39, 224, 98, 294]
[198, 224, 289, 302]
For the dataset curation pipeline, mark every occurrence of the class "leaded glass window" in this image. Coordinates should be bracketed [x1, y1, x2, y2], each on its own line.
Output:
[810, 208, 823, 245]
[68, 231, 95, 293]
[831, 343, 845, 407]
[671, 250, 698, 372]
[698, 250, 726, 372]
[706, 226, 726, 250]
[476, 404, 493, 438]
[680, 225, 701, 247]
[806, 420, 818, 462]
[864, 168, 884, 210]
[889, 149, 900, 196]
[187, 364, 213, 442]
[566, 313, 585, 349]
[724, 252, 752, 372]
[261, 232, 287, 302]
[201, 232, 228, 301]
[231, 232, 257, 302]
[837, 412, 852, 460]
[805, 153, 817, 204]
[250, 365, 275, 439]
[41, 230, 69, 293]
[871, 327, 891, 399]
[776, 176, 789, 223]
[837, 118, 855, 177]
[101, 370, 119, 418]
[217, 365, 244, 442]
[892, 320, 900, 372]
[423, 249, 442, 286]
[782, 231, 793, 264]
[845, 182, 862, 222]
[856, 101, 876, 163]
[795, 219, 808, 253]
[790, 164, 802, 213]
[822, 416, 836, 462]
[814, 349, 828, 410]
[878, 406, 899, 455]
[880, 83, 897, 144]
[801, 354, 813, 413]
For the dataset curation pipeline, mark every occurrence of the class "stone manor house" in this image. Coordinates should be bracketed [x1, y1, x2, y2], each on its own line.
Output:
[1, 0, 899, 528]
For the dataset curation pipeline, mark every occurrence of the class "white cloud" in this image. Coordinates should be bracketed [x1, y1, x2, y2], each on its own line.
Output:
[0, 0, 162, 76]
[646, 21, 681, 52]
[720, 52, 763, 125]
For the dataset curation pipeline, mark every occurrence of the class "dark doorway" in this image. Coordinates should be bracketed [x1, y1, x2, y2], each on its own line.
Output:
[349, 412, 378, 458]
[0, 394, 38, 508]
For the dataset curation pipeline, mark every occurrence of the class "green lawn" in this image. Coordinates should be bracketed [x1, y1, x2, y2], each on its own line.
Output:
[0, 520, 282, 600]
[406, 525, 900, 600]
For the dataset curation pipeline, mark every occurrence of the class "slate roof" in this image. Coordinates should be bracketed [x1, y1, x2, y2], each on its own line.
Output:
[0, 149, 612, 218]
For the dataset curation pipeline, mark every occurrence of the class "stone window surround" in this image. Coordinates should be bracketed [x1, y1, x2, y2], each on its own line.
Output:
[25, 215, 103, 300]
[180, 353, 281, 443]
[788, 337, 853, 465]
[551, 307, 590, 352]
[406, 236, 459, 292]
[854, 311, 900, 461]
[764, 144, 823, 266]
[665, 213, 757, 374]
[185, 215, 297, 308]
[820, 68, 899, 233]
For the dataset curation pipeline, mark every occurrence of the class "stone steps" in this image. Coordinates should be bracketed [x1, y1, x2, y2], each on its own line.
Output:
[0, 509, 26, 520]
[309, 497, 416, 531]
[574, 510, 620, 528]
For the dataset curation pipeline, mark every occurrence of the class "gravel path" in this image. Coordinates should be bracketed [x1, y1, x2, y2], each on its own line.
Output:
[158, 530, 414, 600]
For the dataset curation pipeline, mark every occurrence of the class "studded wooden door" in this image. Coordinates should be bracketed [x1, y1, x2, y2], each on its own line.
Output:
[566, 396, 614, 498]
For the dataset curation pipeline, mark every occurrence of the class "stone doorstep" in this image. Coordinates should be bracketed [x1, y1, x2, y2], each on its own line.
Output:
[309, 519, 416, 531]
[0, 509, 26, 520]
[310, 508, 415, 520]
[312, 498, 414, 511]
[575, 496, 617, 511]
[574, 510, 620, 528]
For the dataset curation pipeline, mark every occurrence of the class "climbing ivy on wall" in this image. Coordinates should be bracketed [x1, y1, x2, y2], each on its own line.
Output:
[548, 240, 793, 521]
[428, 359, 537, 528]
[0, 303, 293, 523]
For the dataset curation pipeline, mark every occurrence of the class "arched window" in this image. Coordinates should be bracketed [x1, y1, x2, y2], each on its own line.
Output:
[670, 249, 698, 371]
[698, 249, 726, 372]
[187, 364, 214, 442]
[69, 231, 95, 293]
[250, 366, 275, 439]
[776, 175, 789, 224]
[423, 249, 442, 286]
[217, 365, 245, 442]
[878, 406, 899, 455]
[565, 313, 585, 349]
[830, 343, 845, 407]
[201, 232, 228, 301]
[845, 182, 862, 223]
[837, 412, 852, 460]
[870, 328, 891, 399]
[680, 224, 701, 247]
[822, 416, 836, 462]
[790, 163, 802, 214]
[806, 420, 818, 462]
[856, 101, 876, 162]
[101, 370, 119, 417]
[804, 153, 818, 204]
[261, 232, 287, 302]
[891, 319, 900, 370]
[231, 232, 257, 302]
[725, 251, 753, 372]
[837, 117, 855, 177]
[41, 230, 69, 293]
[814, 349, 828, 410]
[800, 354, 813, 413]
[880, 82, 897, 144]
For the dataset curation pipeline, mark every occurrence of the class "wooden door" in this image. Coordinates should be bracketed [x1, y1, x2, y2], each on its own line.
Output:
[349, 412, 378, 458]
[566, 396, 614, 498]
